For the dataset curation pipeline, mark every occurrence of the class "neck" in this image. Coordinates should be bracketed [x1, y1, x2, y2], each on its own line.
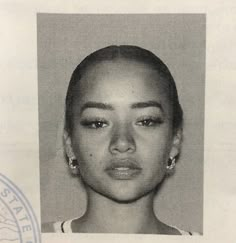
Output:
[78, 187, 161, 233]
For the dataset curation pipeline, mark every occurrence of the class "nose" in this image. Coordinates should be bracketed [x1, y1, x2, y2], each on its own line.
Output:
[109, 123, 136, 154]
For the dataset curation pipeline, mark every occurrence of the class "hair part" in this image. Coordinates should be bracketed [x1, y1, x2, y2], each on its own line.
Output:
[65, 45, 183, 136]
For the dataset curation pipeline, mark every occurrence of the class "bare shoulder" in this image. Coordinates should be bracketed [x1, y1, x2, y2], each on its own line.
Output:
[41, 222, 56, 233]
[162, 224, 182, 235]
[157, 220, 201, 235]
[154, 220, 181, 235]
[169, 225, 202, 235]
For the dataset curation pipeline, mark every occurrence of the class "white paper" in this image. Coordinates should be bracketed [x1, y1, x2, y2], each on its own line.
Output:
[0, 0, 235, 242]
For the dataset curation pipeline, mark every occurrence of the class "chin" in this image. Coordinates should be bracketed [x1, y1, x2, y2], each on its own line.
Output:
[92, 183, 155, 204]
[108, 194, 148, 204]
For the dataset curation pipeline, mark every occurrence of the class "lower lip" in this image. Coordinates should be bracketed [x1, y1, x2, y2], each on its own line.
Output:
[106, 168, 141, 180]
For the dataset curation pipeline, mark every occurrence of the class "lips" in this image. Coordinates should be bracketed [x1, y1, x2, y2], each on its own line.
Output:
[105, 159, 142, 180]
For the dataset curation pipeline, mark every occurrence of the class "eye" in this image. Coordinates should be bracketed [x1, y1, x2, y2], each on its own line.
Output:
[80, 119, 109, 129]
[136, 117, 163, 127]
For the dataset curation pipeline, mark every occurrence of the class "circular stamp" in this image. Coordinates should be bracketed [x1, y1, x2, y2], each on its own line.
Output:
[0, 173, 41, 243]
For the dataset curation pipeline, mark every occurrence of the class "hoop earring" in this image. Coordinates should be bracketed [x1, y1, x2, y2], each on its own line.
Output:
[166, 157, 176, 170]
[69, 157, 79, 175]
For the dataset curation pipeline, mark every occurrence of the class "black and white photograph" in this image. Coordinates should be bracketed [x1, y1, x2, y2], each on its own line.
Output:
[38, 14, 205, 234]
[1, 1, 236, 242]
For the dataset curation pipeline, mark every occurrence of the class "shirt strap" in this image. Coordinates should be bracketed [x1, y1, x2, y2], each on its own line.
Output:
[62, 219, 73, 233]
[53, 219, 73, 233]
[173, 226, 201, 235]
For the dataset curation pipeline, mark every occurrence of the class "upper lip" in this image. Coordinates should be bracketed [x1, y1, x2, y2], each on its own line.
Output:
[105, 158, 142, 170]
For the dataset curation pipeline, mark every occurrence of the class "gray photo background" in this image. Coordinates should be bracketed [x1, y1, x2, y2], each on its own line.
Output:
[38, 14, 205, 233]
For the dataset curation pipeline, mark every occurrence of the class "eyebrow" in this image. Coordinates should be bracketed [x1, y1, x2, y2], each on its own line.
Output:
[80, 100, 163, 114]
[131, 101, 163, 111]
[80, 102, 114, 114]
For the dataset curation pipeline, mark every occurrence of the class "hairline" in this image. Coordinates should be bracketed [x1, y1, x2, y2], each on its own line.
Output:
[65, 45, 183, 136]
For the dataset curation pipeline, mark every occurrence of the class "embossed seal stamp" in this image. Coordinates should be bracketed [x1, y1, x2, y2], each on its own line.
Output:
[0, 174, 41, 243]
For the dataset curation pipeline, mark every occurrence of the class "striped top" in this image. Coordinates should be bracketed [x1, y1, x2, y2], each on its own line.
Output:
[52, 219, 200, 235]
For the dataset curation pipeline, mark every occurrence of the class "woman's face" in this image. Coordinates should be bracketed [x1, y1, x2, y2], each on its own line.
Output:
[68, 59, 179, 202]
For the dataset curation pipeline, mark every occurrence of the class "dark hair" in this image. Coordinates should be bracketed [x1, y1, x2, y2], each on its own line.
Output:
[65, 45, 183, 135]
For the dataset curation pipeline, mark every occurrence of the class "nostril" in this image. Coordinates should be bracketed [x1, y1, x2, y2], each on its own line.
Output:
[109, 132, 136, 154]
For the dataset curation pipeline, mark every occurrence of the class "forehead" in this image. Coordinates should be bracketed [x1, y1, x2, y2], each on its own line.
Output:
[76, 59, 171, 101]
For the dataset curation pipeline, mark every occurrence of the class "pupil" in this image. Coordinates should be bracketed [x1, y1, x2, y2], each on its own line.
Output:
[97, 122, 102, 127]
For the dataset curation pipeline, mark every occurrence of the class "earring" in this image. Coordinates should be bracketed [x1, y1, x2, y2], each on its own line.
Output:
[69, 157, 79, 175]
[166, 157, 176, 170]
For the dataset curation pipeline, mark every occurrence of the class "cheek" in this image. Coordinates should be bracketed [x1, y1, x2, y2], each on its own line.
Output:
[138, 128, 173, 173]
[138, 126, 173, 155]
[72, 129, 99, 154]
[71, 130, 107, 171]
[139, 143, 170, 187]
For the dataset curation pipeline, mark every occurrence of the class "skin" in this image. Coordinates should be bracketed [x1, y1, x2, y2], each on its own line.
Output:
[64, 58, 182, 234]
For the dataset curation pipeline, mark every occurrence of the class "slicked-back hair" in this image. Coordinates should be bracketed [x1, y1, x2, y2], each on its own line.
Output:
[65, 45, 183, 136]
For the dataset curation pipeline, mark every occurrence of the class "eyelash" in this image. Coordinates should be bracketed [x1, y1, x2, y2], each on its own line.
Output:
[80, 116, 163, 129]
[135, 116, 164, 127]
[80, 119, 109, 129]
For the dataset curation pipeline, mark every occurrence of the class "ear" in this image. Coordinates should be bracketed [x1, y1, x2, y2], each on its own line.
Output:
[63, 130, 76, 159]
[169, 128, 183, 159]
